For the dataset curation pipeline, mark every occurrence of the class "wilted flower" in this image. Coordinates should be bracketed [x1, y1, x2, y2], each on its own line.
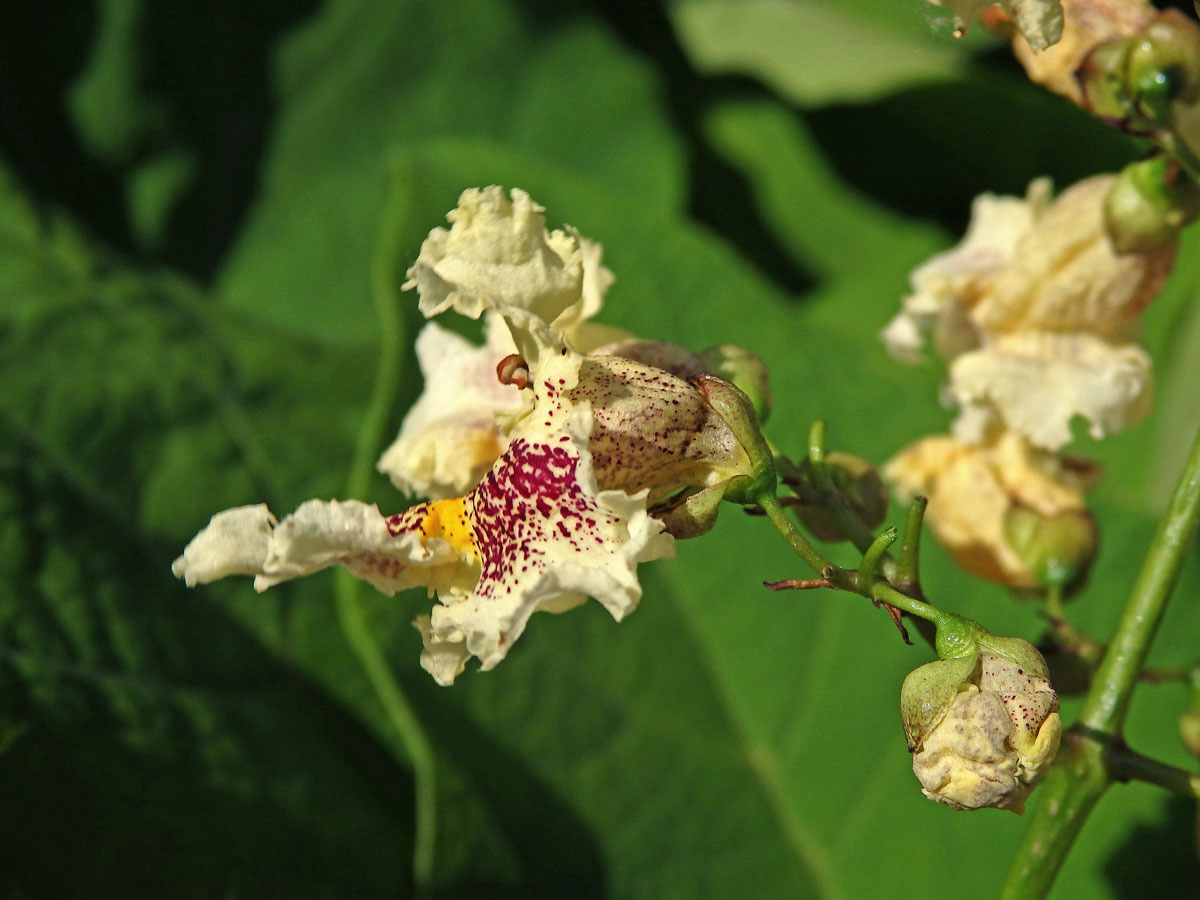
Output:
[927, 0, 1064, 52]
[902, 636, 1062, 812]
[882, 175, 1174, 450]
[175, 187, 768, 684]
[885, 429, 1097, 589]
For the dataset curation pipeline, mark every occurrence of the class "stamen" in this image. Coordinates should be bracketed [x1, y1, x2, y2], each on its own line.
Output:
[496, 353, 530, 389]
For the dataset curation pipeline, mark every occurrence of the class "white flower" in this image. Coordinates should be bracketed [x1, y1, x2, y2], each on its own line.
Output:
[176, 189, 763, 684]
[882, 175, 1174, 450]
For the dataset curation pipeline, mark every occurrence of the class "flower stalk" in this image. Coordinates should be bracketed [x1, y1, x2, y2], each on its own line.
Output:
[1001, 419, 1200, 898]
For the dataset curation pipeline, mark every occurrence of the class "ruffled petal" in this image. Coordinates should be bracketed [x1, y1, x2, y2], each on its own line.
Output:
[948, 331, 1153, 449]
[172, 499, 478, 597]
[377, 318, 525, 498]
[404, 186, 586, 324]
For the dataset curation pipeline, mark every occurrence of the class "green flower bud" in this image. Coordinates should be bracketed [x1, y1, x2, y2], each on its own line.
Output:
[903, 638, 1061, 813]
[1003, 503, 1098, 591]
[1079, 38, 1140, 124]
[698, 345, 773, 424]
[1127, 13, 1200, 114]
[794, 452, 888, 543]
[1103, 155, 1200, 253]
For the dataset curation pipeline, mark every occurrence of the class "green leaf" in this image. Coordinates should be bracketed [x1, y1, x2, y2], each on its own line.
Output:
[668, 0, 970, 107]
[0, 162, 415, 897]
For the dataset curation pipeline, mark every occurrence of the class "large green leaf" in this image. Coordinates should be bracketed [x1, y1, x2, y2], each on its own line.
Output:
[6, 0, 1200, 897]
[668, 0, 971, 106]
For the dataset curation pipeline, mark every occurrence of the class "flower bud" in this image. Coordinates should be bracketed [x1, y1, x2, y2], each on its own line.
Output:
[794, 452, 889, 543]
[1104, 155, 1200, 253]
[904, 640, 1062, 813]
[697, 345, 773, 424]
[1003, 503, 1098, 590]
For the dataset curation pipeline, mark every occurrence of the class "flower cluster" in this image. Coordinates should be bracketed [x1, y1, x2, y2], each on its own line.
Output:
[881, 172, 1175, 588]
[174, 187, 766, 684]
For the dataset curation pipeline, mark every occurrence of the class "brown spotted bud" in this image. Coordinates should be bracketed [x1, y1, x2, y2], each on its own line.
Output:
[904, 638, 1061, 813]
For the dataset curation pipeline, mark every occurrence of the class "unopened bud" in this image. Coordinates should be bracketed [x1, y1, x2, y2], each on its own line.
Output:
[1004, 503, 1098, 590]
[795, 452, 888, 543]
[1103, 155, 1200, 252]
[904, 639, 1061, 813]
[698, 345, 773, 424]
[1127, 12, 1200, 113]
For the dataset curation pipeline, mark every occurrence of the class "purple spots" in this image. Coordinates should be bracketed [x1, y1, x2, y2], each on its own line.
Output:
[465, 438, 603, 599]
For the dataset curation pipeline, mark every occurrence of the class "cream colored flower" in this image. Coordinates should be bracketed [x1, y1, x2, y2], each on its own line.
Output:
[883, 175, 1174, 450]
[928, 0, 1064, 51]
[885, 429, 1096, 589]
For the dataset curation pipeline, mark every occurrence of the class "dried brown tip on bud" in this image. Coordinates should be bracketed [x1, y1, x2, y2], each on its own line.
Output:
[496, 353, 530, 389]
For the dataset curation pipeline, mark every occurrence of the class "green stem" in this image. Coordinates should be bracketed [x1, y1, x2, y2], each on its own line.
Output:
[871, 582, 954, 630]
[1107, 743, 1200, 798]
[757, 491, 832, 577]
[895, 496, 927, 591]
[1001, 420, 1200, 899]
[335, 172, 437, 896]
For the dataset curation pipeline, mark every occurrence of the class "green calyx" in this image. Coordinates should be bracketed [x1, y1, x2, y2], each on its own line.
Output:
[1004, 504, 1098, 591]
[791, 451, 888, 543]
[900, 654, 979, 752]
[1103, 154, 1200, 253]
[698, 345, 773, 424]
[690, 374, 776, 505]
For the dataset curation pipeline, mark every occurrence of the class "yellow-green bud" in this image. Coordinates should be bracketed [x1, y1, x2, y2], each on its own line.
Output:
[698, 345, 773, 424]
[903, 639, 1061, 813]
[795, 452, 888, 543]
[1079, 38, 1140, 124]
[1103, 155, 1200, 253]
[1004, 503, 1098, 591]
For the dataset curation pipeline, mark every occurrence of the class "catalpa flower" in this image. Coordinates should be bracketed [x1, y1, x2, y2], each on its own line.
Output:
[885, 428, 1097, 589]
[882, 175, 1174, 450]
[175, 188, 765, 684]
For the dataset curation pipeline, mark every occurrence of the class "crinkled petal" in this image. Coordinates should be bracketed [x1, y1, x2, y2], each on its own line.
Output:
[171, 505, 276, 586]
[378, 318, 525, 498]
[173, 499, 478, 597]
[882, 182, 1048, 364]
[975, 176, 1174, 337]
[404, 186, 585, 324]
[949, 331, 1153, 449]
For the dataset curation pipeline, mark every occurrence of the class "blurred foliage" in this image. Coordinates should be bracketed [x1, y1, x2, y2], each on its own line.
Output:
[1, 0, 1199, 897]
